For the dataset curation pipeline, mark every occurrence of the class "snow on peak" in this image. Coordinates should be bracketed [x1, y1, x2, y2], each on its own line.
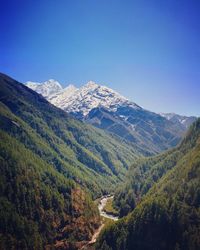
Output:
[26, 81, 40, 90]
[26, 79, 63, 98]
[44, 79, 62, 88]
[84, 81, 99, 89]
[26, 79, 141, 116]
[54, 81, 140, 116]
[48, 84, 78, 108]
[67, 84, 77, 90]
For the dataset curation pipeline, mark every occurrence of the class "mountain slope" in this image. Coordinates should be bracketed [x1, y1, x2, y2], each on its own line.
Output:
[1, 73, 142, 198]
[26, 80, 189, 154]
[113, 115, 200, 217]
[160, 112, 197, 130]
[0, 73, 143, 249]
[0, 131, 100, 249]
[96, 118, 200, 250]
[85, 105, 183, 154]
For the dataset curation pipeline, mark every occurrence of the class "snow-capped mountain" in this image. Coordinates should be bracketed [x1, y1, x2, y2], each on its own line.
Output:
[26, 80, 141, 118]
[26, 79, 63, 98]
[51, 81, 141, 118]
[26, 79, 194, 154]
[48, 84, 78, 108]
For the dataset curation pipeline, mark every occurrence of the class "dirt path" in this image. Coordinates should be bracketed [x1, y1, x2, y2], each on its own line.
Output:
[80, 223, 105, 249]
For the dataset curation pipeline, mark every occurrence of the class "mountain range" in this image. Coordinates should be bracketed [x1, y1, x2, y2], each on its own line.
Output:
[0, 73, 199, 250]
[26, 79, 196, 154]
[160, 112, 197, 129]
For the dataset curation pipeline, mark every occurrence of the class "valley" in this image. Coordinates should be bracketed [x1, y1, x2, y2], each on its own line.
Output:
[2, 1, 199, 249]
[96, 118, 200, 250]
[0, 73, 199, 250]
[0, 73, 135, 249]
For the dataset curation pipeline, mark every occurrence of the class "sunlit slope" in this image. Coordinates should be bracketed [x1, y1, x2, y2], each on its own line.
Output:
[0, 73, 142, 197]
[0, 72, 144, 249]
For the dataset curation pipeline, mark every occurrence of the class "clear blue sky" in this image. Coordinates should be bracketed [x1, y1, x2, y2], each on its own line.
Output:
[1, 0, 200, 116]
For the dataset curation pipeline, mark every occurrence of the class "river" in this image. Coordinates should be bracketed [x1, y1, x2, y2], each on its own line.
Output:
[98, 195, 119, 221]
[81, 195, 119, 249]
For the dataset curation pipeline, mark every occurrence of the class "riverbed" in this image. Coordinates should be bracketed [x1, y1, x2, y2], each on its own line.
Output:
[98, 195, 119, 221]
[81, 195, 119, 249]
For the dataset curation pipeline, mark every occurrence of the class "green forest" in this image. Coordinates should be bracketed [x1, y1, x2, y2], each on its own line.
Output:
[2, 0, 200, 249]
[0, 73, 199, 250]
[0, 73, 142, 249]
[96, 119, 200, 250]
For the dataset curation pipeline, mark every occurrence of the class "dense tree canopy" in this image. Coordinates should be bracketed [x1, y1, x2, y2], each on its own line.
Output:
[96, 119, 200, 250]
[0, 73, 143, 249]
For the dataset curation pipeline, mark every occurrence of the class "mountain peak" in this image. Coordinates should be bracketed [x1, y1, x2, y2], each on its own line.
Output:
[64, 84, 77, 92]
[42, 79, 62, 88]
[26, 78, 141, 117]
[84, 81, 99, 89]
[26, 79, 63, 98]
[67, 83, 76, 88]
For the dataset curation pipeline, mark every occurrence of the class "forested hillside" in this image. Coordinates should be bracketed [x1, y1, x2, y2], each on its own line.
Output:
[0, 131, 100, 249]
[96, 118, 200, 250]
[0, 73, 142, 249]
[113, 118, 200, 217]
[0, 73, 142, 198]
